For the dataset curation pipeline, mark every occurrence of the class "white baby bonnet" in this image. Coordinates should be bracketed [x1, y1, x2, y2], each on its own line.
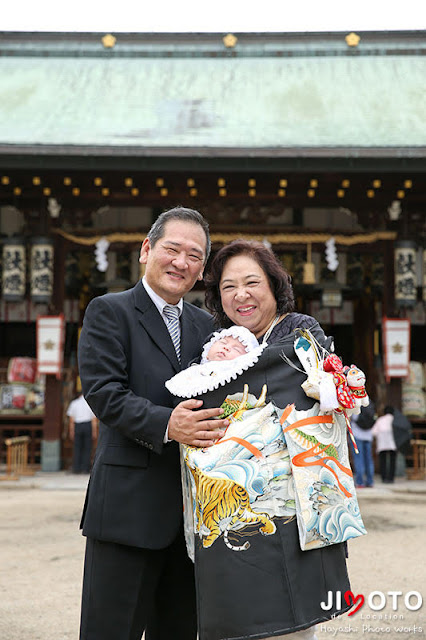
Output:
[166, 326, 267, 398]
[200, 325, 261, 364]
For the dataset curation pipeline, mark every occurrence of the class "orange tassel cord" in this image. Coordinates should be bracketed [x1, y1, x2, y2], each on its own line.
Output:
[280, 411, 353, 498]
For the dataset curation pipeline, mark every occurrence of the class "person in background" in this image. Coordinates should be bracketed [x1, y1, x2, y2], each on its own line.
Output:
[67, 392, 97, 474]
[371, 405, 397, 484]
[351, 401, 376, 488]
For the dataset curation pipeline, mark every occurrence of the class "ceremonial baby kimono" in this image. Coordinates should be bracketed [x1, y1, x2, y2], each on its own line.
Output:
[167, 319, 366, 640]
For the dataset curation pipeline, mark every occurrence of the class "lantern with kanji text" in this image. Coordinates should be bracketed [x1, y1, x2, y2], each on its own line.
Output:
[394, 240, 417, 307]
[1, 236, 26, 301]
[30, 237, 54, 303]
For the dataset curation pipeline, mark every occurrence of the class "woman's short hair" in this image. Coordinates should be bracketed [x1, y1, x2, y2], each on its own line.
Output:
[204, 239, 295, 327]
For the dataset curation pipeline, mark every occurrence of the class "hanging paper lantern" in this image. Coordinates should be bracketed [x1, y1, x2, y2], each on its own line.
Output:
[394, 240, 417, 307]
[1, 236, 26, 301]
[30, 237, 54, 303]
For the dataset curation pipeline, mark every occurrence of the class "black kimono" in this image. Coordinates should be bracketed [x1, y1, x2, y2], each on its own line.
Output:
[183, 314, 353, 640]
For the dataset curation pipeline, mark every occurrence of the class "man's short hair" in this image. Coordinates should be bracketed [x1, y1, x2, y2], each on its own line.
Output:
[147, 206, 211, 262]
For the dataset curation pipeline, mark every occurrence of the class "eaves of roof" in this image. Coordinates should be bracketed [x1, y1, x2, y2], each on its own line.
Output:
[0, 30, 425, 59]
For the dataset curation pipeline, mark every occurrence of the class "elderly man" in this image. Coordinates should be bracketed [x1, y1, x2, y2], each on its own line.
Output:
[78, 207, 228, 640]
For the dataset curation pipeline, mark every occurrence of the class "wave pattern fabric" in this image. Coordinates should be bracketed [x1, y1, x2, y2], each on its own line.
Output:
[281, 404, 366, 550]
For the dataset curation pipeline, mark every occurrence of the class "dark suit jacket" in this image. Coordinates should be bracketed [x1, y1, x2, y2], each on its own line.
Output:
[77, 280, 214, 550]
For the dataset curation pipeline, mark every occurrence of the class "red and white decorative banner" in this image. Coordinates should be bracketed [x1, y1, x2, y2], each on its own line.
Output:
[382, 317, 411, 382]
[36, 314, 65, 379]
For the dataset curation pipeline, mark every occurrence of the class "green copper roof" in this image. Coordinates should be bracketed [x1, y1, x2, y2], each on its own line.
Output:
[0, 32, 425, 153]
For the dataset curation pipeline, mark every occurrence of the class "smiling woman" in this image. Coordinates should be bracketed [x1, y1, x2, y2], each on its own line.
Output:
[200, 239, 354, 640]
[206, 239, 295, 339]
[219, 254, 280, 338]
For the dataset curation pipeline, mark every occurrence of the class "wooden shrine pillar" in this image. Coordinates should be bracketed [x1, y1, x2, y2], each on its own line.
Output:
[383, 238, 402, 411]
[41, 231, 66, 471]
[352, 292, 376, 398]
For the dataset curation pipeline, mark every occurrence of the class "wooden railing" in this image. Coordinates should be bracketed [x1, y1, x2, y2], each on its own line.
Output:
[0, 417, 43, 466]
[0, 435, 34, 480]
[409, 439, 426, 480]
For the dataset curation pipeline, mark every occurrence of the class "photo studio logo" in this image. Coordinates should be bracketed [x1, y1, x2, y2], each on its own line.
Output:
[320, 590, 423, 618]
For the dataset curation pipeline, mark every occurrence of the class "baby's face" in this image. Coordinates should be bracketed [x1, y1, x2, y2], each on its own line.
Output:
[207, 336, 247, 361]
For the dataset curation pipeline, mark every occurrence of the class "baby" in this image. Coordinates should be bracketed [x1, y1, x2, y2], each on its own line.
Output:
[166, 326, 267, 398]
[200, 326, 259, 363]
[204, 334, 248, 361]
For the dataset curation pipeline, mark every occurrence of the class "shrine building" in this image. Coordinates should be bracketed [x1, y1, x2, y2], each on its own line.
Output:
[0, 30, 425, 472]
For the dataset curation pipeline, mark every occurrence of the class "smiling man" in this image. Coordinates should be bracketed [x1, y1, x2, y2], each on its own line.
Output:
[77, 207, 228, 640]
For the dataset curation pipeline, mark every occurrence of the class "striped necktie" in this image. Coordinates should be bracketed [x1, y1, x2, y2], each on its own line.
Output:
[163, 305, 181, 362]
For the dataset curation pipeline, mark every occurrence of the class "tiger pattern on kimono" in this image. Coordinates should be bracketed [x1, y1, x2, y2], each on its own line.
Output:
[186, 461, 276, 550]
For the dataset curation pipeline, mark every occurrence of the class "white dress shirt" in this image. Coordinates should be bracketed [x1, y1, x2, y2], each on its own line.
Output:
[67, 395, 95, 423]
[142, 276, 183, 321]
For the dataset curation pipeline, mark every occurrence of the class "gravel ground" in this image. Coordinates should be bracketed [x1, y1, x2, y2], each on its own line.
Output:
[316, 491, 426, 640]
[0, 477, 425, 640]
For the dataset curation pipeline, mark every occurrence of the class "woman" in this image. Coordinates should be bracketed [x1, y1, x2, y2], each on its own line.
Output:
[371, 406, 397, 483]
[205, 238, 315, 342]
[191, 239, 353, 640]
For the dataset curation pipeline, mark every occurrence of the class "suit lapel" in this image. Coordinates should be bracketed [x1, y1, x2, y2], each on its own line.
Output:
[133, 281, 180, 372]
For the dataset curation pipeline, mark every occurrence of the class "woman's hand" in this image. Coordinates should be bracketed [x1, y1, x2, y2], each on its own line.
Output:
[168, 399, 229, 447]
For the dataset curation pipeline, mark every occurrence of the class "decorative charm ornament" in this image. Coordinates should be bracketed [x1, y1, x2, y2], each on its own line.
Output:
[223, 33, 238, 48]
[102, 34, 117, 48]
[287, 329, 370, 452]
[345, 32, 361, 47]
